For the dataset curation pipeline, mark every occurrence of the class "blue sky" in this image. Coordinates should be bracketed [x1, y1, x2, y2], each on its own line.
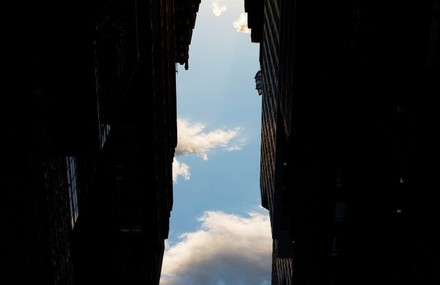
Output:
[159, 1, 271, 284]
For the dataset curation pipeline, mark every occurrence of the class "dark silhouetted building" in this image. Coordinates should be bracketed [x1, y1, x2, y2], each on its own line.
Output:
[245, 1, 439, 284]
[3, 1, 200, 284]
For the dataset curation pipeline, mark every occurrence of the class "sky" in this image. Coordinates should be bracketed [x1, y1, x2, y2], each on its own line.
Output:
[159, 1, 272, 284]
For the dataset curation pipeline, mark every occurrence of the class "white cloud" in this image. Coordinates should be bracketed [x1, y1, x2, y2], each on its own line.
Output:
[233, 12, 251, 34]
[172, 118, 244, 183]
[160, 211, 272, 285]
[211, 0, 227, 16]
[172, 158, 191, 183]
[176, 118, 243, 160]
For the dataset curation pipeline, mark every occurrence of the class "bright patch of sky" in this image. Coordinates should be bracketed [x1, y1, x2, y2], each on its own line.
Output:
[160, 211, 271, 285]
[233, 12, 251, 34]
[160, 0, 269, 284]
[175, 117, 243, 161]
[211, 0, 227, 16]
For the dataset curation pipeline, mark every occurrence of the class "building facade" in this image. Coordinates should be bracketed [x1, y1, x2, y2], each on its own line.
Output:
[3, 1, 200, 284]
[245, 1, 439, 284]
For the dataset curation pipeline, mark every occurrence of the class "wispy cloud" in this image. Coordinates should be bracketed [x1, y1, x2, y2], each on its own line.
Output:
[172, 159, 190, 183]
[211, 0, 227, 16]
[233, 12, 251, 34]
[175, 118, 243, 160]
[160, 211, 272, 285]
[172, 118, 244, 183]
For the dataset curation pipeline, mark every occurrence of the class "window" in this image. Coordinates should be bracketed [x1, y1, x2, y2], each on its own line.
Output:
[334, 202, 346, 222]
[99, 123, 111, 149]
[255, 70, 264, 96]
[331, 236, 339, 256]
[66, 156, 79, 228]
